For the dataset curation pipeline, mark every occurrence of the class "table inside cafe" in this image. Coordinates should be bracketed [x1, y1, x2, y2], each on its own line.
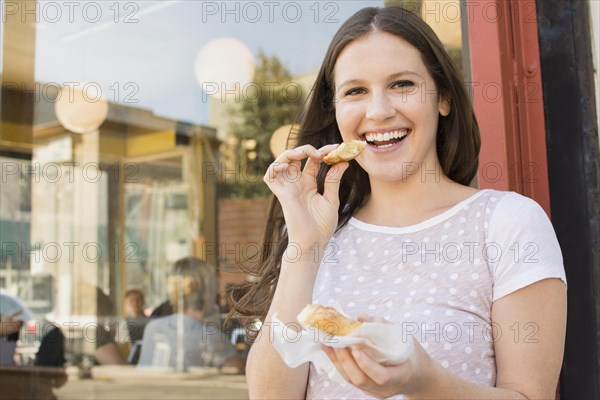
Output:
[54, 365, 248, 400]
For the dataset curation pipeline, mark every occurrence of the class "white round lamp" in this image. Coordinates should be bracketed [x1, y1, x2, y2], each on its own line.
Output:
[55, 85, 108, 134]
[194, 37, 255, 97]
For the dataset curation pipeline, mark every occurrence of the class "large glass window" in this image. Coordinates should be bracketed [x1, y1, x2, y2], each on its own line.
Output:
[1, 1, 465, 397]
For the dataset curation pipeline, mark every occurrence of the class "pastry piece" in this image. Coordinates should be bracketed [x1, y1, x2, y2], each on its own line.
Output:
[323, 140, 366, 165]
[297, 304, 362, 336]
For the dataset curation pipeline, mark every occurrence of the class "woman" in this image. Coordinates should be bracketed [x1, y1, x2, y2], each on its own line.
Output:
[230, 6, 567, 399]
[138, 257, 235, 371]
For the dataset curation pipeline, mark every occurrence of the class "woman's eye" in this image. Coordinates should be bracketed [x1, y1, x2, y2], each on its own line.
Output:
[345, 87, 366, 96]
[392, 80, 414, 89]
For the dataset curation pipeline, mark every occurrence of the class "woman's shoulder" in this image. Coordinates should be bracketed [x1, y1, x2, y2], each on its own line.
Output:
[484, 189, 555, 238]
[485, 190, 548, 219]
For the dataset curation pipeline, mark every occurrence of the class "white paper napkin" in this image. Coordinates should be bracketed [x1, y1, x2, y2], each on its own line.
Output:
[271, 307, 415, 384]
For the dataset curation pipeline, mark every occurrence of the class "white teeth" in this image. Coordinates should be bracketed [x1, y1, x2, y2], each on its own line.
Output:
[364, 129, 408, 143]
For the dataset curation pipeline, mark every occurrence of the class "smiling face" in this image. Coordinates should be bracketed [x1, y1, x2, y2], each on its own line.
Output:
[333, 31, 450, 183]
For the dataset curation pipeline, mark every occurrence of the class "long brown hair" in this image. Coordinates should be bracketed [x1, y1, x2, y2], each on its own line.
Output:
[228, 6, 480, 336]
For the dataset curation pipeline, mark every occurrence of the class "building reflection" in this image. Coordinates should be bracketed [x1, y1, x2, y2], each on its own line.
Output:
[1, 85, 220, 362]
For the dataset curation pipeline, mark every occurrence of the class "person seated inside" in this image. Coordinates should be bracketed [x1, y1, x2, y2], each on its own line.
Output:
[116, 288, 149, 364]
[123, 289, 149, 343]
[137, 257, 235, 371]
[92, 286, 126, 365]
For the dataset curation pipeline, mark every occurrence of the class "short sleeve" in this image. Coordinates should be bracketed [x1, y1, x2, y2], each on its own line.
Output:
[487, 192, 567, 301]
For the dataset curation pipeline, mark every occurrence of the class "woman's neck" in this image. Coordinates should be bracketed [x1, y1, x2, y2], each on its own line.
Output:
[356, 169, 477, 227]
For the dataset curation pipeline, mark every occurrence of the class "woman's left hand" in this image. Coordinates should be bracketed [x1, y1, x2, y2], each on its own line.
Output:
[321, 322, 441, 399]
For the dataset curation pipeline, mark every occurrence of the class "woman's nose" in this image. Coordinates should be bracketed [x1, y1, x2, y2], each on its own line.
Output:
[365, 92, 396, 121]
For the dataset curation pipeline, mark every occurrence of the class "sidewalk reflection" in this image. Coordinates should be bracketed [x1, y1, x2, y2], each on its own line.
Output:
[55, 365, 248, 400]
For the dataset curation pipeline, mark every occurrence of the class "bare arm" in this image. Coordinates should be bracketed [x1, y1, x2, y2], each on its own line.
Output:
[492, 277, 566, 398]
[411, 278, 567, 399]
[246, 253, 320, 399]
[94, 342, 127, 365]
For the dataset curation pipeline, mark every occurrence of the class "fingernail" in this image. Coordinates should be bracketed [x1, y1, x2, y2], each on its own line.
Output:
[351, 349, 362, 359]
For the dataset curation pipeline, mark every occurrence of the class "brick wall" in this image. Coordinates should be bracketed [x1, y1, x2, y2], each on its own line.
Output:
[217, 198, 270, 295]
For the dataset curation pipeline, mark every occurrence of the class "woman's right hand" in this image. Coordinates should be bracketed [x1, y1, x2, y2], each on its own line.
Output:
[263, 144, 349, 254]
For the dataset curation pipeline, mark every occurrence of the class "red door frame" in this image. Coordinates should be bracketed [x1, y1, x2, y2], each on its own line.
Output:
[468, 0, 551, 215]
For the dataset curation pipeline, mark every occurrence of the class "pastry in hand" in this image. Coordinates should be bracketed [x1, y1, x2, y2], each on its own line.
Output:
[323, 140, 366, 165]
[297, 304, 362, 336]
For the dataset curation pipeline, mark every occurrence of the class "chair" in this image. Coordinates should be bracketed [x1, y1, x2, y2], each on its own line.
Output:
[127, 340, 143, 364]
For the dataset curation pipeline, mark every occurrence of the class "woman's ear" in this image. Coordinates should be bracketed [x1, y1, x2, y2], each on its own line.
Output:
[438, 97, 451, 117]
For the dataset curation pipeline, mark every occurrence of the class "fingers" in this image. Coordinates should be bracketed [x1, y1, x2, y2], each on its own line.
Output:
[277, 144, 322, 164]
[322, 344, 397, 385]
[321, 345, 352, 383]
[264, 145, 321, 183]
[264, 144, 344, 185]
[323, 345, 371, 386]
[302, 152, 324, 179]
[350, 348, 393, 386]
[271, 144, 340, 170]
[303, 144, 341, 178]
[318, 143, 341, 155]
[323, 162, 349, 203]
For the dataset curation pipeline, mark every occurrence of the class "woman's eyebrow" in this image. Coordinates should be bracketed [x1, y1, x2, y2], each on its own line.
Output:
[388, 71, 423, 80]
[336, 78, 363, 89]
[336, 71, 424, 88]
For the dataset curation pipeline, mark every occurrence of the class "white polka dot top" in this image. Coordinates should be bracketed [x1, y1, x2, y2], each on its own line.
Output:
[307, 189, 566, 399]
